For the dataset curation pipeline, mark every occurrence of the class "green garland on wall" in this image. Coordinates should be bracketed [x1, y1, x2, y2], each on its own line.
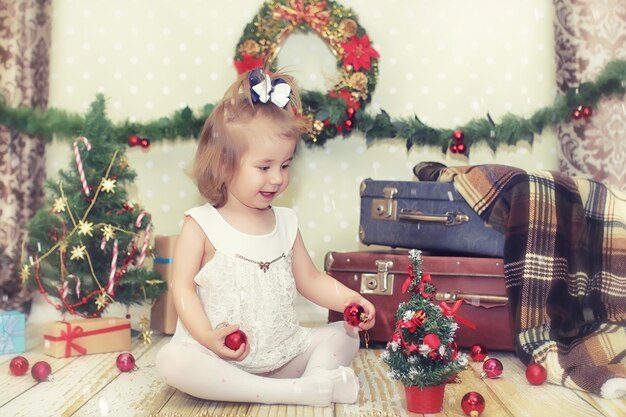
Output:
[1, 59, 625, 153]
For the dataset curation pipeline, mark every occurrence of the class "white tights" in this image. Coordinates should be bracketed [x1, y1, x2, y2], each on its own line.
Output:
[155, 321, 360, 406]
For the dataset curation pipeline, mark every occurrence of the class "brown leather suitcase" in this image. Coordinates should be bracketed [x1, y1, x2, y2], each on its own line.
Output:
[326, 250, 515, 351]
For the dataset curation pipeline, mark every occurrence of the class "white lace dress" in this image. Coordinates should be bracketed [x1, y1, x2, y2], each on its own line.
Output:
[169, 203, 312, 373]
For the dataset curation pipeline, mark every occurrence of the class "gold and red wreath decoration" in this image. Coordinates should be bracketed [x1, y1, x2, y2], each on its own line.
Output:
[233, 0, 380, 146]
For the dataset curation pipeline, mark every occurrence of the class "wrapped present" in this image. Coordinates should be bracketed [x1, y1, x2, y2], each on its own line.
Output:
[0, 310, 26, 354]
[150, 235, 178, 334]
[43, 317, 131, 358]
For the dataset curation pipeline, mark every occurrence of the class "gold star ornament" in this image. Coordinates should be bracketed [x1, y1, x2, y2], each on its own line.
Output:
[53, 197, 66, 213]
[95, 292, 109, 310]
[101, 177, 117, 193]
[77, 220, 94, 237]
[101, 224, 115, 241]
[20, 265, 30, 282]
[70, 244, 87, 260]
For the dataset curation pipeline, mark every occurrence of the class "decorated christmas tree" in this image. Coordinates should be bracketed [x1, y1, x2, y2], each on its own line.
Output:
[382, 249, 469, 411]
[20, 95, 165, 318]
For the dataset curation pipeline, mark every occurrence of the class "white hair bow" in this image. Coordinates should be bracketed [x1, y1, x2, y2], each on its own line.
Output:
[251, 74, 291, 108]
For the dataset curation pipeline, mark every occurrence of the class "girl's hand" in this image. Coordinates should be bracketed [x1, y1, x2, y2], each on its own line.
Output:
[203, 324, 249, 361]
[344, 298, 377, 331]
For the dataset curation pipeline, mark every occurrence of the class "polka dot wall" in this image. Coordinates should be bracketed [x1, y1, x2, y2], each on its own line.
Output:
[46, 0, 559, 321]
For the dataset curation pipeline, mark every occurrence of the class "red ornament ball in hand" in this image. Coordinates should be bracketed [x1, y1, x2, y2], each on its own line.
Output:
[461, 391, 486, 416]
[480, 358, 503, 379]
[116, 352, 136, 372]
[343, 303, 367, 327]
[525, 363, 547, 385]
[469, 344, 488, 362]
[31, 361, 52, 382]
[9, 356, 29, 376]
[225, 329, 248, 350]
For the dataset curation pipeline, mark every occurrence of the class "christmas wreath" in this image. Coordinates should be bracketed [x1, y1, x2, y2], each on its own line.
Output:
[233, 0, 380, 145]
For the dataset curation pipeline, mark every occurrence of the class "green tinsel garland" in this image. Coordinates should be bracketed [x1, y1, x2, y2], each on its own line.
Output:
[0, 59, 624, 153]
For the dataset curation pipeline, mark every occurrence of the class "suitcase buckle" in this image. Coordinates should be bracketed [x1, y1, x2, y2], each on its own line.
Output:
[360, 260, 395, 295]
[370, 187, 398, 221]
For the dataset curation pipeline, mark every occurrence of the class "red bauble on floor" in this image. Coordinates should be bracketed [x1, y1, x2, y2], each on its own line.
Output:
[31, 361, 52, 382]
[525, 363, 547, 385]
[116, 352, 136, 372]
[461, 391, 486, 416]
[469, 344, 488, 362]
[9, 356, 30, 376]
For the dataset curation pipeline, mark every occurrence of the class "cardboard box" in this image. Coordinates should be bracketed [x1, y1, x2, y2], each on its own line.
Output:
[0, 310, 26, 354]
[43, 317, 131, 358]
[150, 235, 178, 334]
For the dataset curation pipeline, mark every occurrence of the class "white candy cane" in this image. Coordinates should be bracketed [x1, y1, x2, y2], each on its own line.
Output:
[135, 211, 151, 266]
[106, 239, 119, 295]
[73, 136, 92, 196]
[61, 274, 81, 300]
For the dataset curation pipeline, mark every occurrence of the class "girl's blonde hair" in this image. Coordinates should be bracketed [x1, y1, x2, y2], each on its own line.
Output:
[188, 67, 309, 207]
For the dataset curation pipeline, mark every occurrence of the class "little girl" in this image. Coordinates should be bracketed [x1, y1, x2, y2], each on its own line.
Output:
[155, 67, 376, 406]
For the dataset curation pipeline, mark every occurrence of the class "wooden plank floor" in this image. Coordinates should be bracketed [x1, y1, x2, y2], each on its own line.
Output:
[1, 323, 625, 417]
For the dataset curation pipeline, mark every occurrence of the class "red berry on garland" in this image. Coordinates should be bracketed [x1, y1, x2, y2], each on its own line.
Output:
[31, 361, 52, 382]
[525, 362, 547, 385]
[582, 106, 592, 118]
[128, 134, 140, 147]
[469, 344, 488, 362]
[225, 329, 248, 350]
[572, 106, 583, 120]
[450, 143, 459, 153]
[461, 391, 486, 416]
[343, 119, 353, 130]
[116, 352, 136, 372]
[480, 358, 503, 379]
[344, 303, 367, 327]
[346, 107, 356, 118]
[456, 143, 467, 154]
[9, 356, 29, 376]
[452, 129, 464, 142]
[140, 137, 150, 149]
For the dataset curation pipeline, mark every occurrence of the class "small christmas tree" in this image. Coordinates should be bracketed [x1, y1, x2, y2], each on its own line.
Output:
[20, 95, 165, 318]
[382, 249, 469, 388]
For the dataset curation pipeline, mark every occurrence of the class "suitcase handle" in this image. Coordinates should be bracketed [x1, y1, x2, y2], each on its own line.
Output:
[399, 209, 470, 226]
[435, 291, 508, 305]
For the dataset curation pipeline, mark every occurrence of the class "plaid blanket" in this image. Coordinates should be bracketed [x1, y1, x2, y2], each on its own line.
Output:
[418, 163, 626, 398]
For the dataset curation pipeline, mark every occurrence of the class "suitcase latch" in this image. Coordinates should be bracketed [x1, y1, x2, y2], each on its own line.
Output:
[371, 187, 398, 221]
[360, 260, 395, 295]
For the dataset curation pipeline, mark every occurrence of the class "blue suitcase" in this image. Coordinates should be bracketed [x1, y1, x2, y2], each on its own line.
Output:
[359, 178, 505, 257]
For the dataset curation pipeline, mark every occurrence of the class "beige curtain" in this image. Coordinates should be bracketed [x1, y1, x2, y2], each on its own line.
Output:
[0, 0, 52, 313]
[554, 0, 626, 190]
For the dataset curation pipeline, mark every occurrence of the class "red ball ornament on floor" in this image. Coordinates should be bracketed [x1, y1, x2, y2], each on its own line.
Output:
[469, 344, 488, 362]
[480, 358, 503, 379]
[116, 352, 136, 372]
[31, 361, 52, 382]
[225, 329, 248, 350]
[9, 356, 30, 376]
[343, 303, 367, 327]
[525, 363, 547, 385]
[461, 391, 486, 417]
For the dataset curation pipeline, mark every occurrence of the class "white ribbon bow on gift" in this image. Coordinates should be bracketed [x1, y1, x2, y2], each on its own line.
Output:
[251, 74, 291, 108]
